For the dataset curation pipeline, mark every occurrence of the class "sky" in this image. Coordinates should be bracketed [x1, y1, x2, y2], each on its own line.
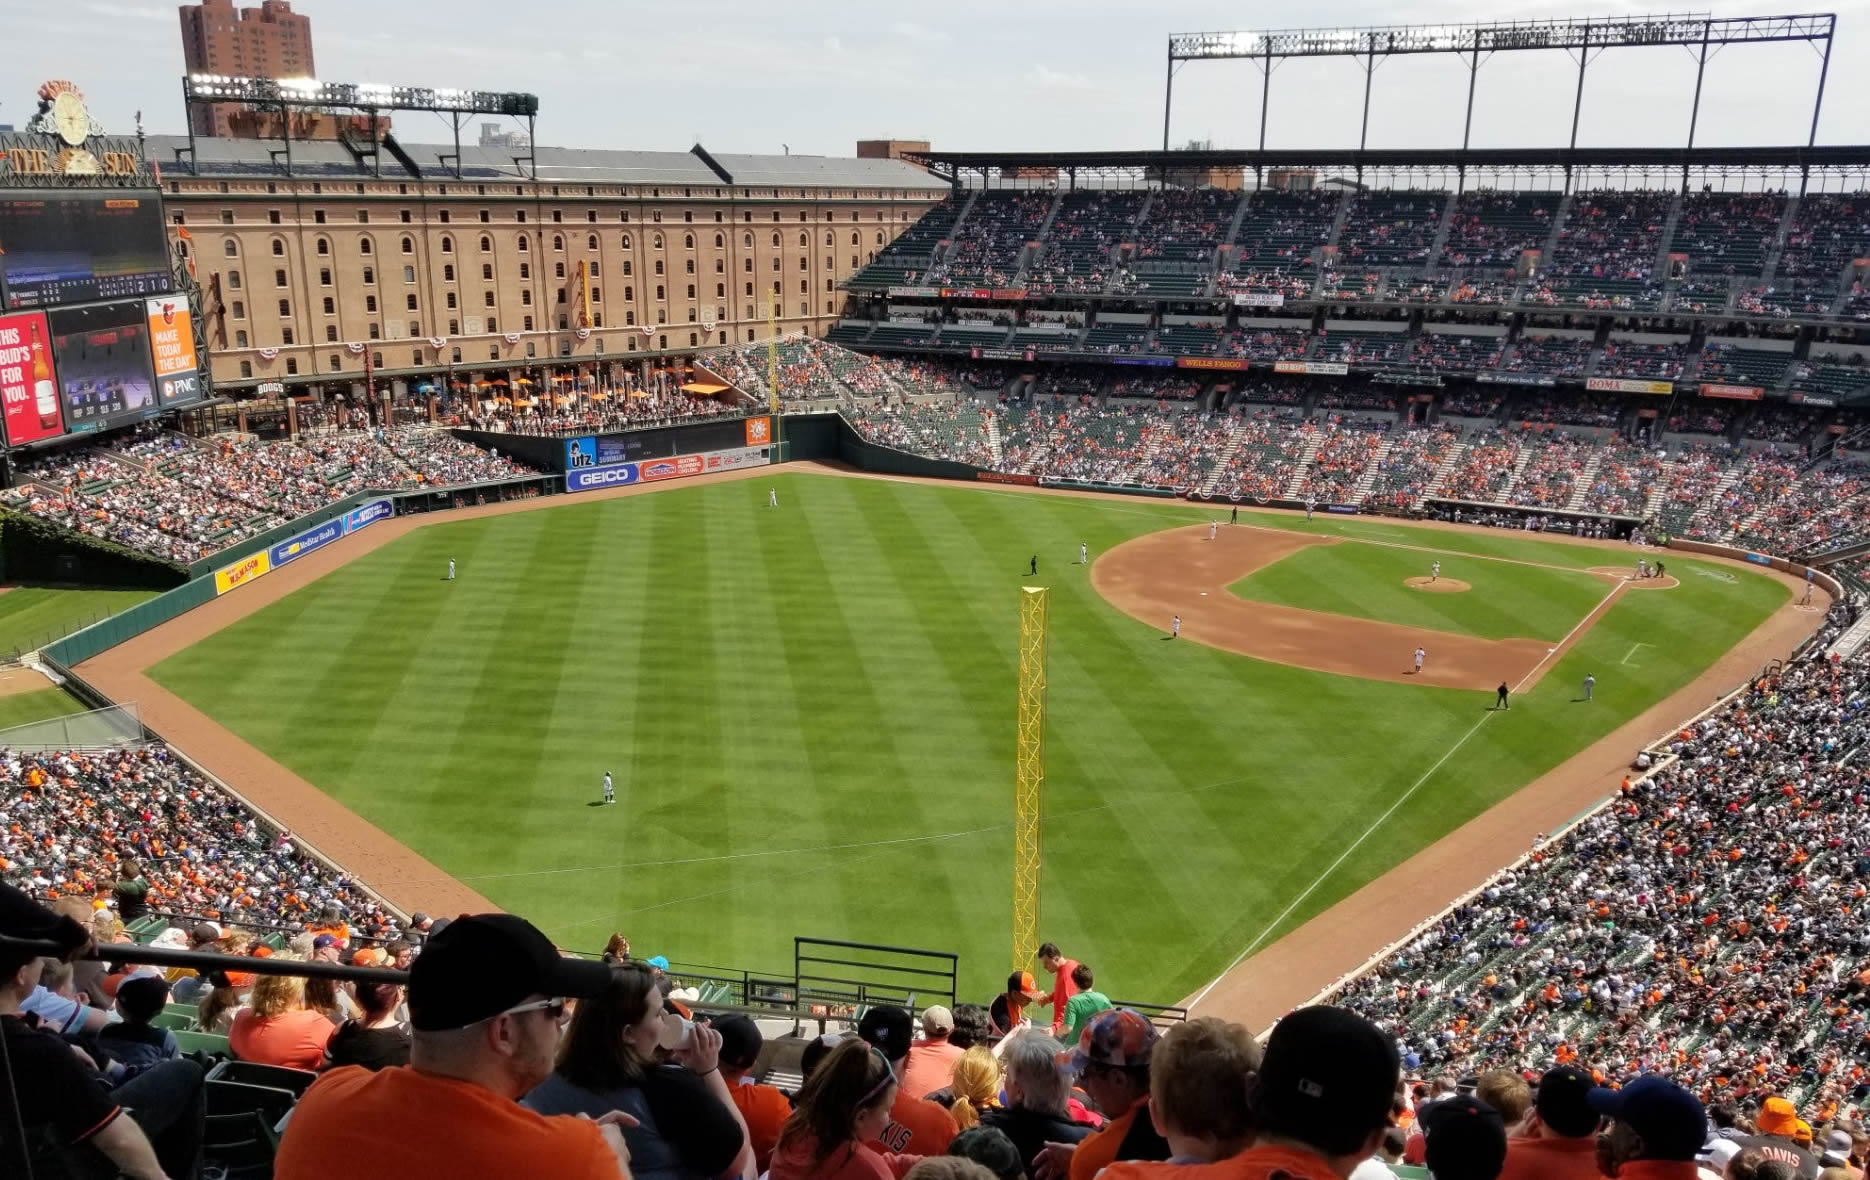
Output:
[12, 0, 1870, 156]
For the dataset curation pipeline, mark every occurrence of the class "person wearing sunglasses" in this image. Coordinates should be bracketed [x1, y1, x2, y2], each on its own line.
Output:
[276, 913, 632, 1180]
[773, 1038, 924, 1180]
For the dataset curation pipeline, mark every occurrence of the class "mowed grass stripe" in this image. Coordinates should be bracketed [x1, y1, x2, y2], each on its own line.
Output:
[150, 471, 1792, 1000]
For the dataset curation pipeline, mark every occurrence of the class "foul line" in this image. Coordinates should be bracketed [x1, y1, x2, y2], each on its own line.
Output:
[1182, 574, 1628, 1011]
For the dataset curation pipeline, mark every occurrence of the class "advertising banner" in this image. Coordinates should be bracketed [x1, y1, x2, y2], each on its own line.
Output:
[144, 297, 201, 405]
[886, 286, 940, 298]
[269, 517, 344, 569]
[1586, 376, 1672, 395]
[639, 454, 707, 482]
[1273, 360, 1307, 374]
[1231, 292, 1285, 308]
[1176, 356, 1249, 372]
[702, 446, 771, 473]
[1700, 383, 1763, 401]
[0, 309, 65, 446]
[744, 416, 772, 447]
[1478, 372, 1555, 386]
[565, 436, 597, 469]
[1274, 361, 1349, 376]
[214, 551, 271, 596]
[942, 288, 993, 300]
[566, 462, 640, 492]
[1107, 355, 1177, 367]
[1790, 392, 1836, 407]
[978, 471, 1038, 486]
[343, 498, 393, 534]
[972, 348, 1033, 362]
[990, 289, 1028, 301]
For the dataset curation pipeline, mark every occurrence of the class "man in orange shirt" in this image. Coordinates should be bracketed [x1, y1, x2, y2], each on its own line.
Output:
[901, 1005, 966, 1100]
[1036, 942, 1080, 1037]
[1100, 1005, 1400, 1180]
[858, 1005, 958, 1156]
[275, 912, 631, 1180]
[1048, 1008, 1169, 1180]
[1498, 1065, 1603, 1180]
[714, 1013, 791, 1174]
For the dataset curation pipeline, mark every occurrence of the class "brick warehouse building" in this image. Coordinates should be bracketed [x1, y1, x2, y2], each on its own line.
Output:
[147, 135, 946, 399]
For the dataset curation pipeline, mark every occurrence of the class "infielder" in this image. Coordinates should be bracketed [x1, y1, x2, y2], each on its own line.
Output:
[1413, 646, 1426, 674]
[447, 558, 456, 581]
[768, 487, 778, 508]
[1305, 500, 1316, 521]
[1583, 673, 1595, 701]
[1209, 521, 1218, 541]
[1803, 567, 1815, 605]
[1171, 615, 1180, 639]
[1430, 561, 1441, 583]
[1080, 543, 1088, 565]
[602, 771, 615, 805]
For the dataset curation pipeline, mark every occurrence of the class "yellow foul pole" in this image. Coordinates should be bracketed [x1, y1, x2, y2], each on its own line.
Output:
[1012, 586, 1049, 971]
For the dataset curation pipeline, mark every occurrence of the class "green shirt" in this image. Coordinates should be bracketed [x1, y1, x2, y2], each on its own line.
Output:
[1061, 989, 1113, 1046]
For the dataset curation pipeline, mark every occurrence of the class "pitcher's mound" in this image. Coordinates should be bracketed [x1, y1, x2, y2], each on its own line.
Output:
[1405, 576, 1471, 593]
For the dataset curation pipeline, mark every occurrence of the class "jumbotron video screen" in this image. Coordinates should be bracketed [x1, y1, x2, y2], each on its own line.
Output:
[0, 190, 173, 310]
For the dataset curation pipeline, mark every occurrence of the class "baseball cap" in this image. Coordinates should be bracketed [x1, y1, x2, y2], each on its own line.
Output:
[1587, 1076, 1707, 1161]
[1060, 1008, 1158, 1074]
[1007, 970, 1043, 1001]
[405, 912, 612, 1032]
[1534, 1065, 1601, 1138]
[710, 1013, 763, 1071]
[1258, 1005, 1401, 1157]
[1419, 1096, 1508, 1180]
[1822, 1129, 1853, 1165]
[311, 934, 339, 950]
[921, 1005, 955, 1036]
[858, 1005, 914, 1062]
[645, 955, 670, 971]
[1756, 1096, 1799, 1138]
[190, 922, 223, 945]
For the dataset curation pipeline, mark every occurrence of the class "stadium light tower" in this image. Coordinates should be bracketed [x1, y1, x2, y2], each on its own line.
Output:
[1163, 13, 1836, 154]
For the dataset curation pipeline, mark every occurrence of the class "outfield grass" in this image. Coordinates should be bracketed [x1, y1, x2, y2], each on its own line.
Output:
[0, 587, 157, 654]
[0, 686, 88, 730]
[1228, 540, 1613, 641]
[150, 474, 1789, 1002]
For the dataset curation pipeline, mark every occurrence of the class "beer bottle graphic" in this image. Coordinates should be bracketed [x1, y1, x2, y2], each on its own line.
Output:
[28, 321, 59, 431]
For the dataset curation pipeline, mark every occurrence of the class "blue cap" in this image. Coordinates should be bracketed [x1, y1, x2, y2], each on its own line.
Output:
[646, 955, 670, 971]
[1587, 1076, 1706, 1161]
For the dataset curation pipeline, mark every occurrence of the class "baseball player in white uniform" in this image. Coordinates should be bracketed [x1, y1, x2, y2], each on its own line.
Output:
[1080, 543, 1088, 565]
[447, 558, 456, 581]
[1171, 615, 1180, 639]
[602, 771, 615, 805]
[1430, 561, 1441, 583]
[1209, 521, 1218, 541]
[768, 487, 778, 508]
[1413, 647, 1426, 674]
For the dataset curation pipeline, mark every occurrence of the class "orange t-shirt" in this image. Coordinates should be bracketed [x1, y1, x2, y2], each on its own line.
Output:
[870, 1087, 958, 1156]
[901, 1039, 966, 1100]
[229, 1008, 335, 1071]
[1071, 1098, 1155, 1180]
[770, 1134, 917, 1180]
[275, 1066, 621, 1180]
[1497, 1134, 1602, 1180]
[1101, 1143, 1339, 1180]
[726, 1078, 792, 1173]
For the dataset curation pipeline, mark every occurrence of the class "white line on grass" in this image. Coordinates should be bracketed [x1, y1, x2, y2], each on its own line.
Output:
[1621, 642, 1652, 666]
[1181, 574, 1628, 1012]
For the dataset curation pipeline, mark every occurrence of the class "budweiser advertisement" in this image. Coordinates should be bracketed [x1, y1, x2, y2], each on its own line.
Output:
[0, 310, 66, 446]
[145, 296, 202, 405]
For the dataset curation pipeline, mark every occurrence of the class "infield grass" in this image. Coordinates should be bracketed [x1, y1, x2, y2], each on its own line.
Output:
[0, 587, 157, 654]
[150, 473, 1789, 1002]
[1228, 541, 1612, 641]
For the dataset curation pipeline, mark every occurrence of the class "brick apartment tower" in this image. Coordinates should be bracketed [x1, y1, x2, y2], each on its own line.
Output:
[179, 0, 315, 136]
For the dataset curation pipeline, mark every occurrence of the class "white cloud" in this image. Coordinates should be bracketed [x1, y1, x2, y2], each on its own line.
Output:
[890, 21, 951, 45]
[1027, 64, 1091, 90]
[824, 35, 843, 53]
[85, 2, 170, 21]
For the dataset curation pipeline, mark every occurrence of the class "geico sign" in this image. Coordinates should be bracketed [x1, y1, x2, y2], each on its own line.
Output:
[570, 463, 638, 491]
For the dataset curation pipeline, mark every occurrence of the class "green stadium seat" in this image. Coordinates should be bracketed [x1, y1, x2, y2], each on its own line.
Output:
[173, 1029, 232, 1057]
[152, 1010, 198, 1031]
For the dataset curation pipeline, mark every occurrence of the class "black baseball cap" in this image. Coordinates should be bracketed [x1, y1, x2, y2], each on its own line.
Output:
[1420, 1096, 1508, 1180]
[858, 1005, 914, 1063]
[406, 913, 612, 1032]
[1258, 1005, 1401, 1157]
[1535, 1066, 1601, 1138]
[710, 1012, 764, 1071]
[1588, 1076, 1707, 1162]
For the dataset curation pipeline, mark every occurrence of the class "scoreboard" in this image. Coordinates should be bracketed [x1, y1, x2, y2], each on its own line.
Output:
[0, 191, 173, 311]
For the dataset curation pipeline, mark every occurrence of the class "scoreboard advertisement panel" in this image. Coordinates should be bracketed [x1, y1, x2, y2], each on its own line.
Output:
[0, 310, 66, 447]
[145, 296, 202, 405]
[47, 301, 158, 432]
[0, 190, 172, 310]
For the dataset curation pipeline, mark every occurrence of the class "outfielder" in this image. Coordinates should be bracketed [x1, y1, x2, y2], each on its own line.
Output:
[1413, 646, 1426, 674]
[447, 558, 456, 581]
[768, 487, 778, 508]
[1171, 615, 1180, 639]
[1080, 543, 1088, 565]
[602, 771, 615, 805]
[1583, 674, 1595, 701]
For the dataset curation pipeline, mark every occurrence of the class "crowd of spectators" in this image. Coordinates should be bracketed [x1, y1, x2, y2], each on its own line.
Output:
[1442, 429, 1522, 503]
[848, 402, 997, 468]
[1733, 460, 1870, 555]
[1366, 426, 1461, 509]
[1599, 340, 1689, 381]
[1298, 423, 1387, 503]
[470, 391, 744, 436]
[1514, 392, 1622, 429]
[1412, 333, 1506, 374]
[1576, 442, 1666, 516]
[1508, 433, 1598, 509]
[1131, 410, 1237, 491]
[1506, 335, 1594, 378]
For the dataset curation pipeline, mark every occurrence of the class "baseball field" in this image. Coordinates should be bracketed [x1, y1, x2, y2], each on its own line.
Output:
[143, 470, 1790, 1003]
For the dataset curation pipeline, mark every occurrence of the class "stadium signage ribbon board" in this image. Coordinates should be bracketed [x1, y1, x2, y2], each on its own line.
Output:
[268, 518, 344, 569]
[0, 309, 67, 446]
[343, 499, 393, 532]
[886, 286, 940, 298]
[1477, 373, 1556, 387]
[566, 462, 639, 492]
[213, 551, 272, 596]
[564, 436, 598, 469]
[1176, 356, 1249, 372]
[1790, 392, 1836, 407]
[1231, 293, 1285, 308]
[1699, 383, 1764, 400]
[145, 297, 202, 405]
[1273, 360, 1350, 377]
[1586, 376, 1673, 395]
[744, 416, 772, 446]
[566, 444, 769, 494]
[1107, 355, 1178, 367]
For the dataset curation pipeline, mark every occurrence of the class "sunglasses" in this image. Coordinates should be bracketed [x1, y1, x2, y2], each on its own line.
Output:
[479, 997, 569, 1025]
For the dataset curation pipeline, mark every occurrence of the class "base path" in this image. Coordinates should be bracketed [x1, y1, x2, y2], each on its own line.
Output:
[1093, 524, 1618, 691]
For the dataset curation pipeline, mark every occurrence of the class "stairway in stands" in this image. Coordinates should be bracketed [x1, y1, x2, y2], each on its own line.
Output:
[1642, 461, 1674, 519]
[1684, 467, 1742, 537]
[1122, 432, 1172, 486]
[984, 410, 1005, 467]
[1562, 448, 1605, 512]
[1281, 427, 1324, 499]
[1197, 418, 1251, 497]
[1350, 436, 1397, 502]
[1497, 441, 1537, 503]
[1417, 442, 1468, 506]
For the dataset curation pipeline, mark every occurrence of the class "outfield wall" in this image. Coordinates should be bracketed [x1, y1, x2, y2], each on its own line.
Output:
[1664, 537, 1844, 601]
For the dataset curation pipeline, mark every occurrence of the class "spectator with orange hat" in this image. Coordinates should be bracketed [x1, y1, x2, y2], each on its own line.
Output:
[990, 970, 1045, 1038]
[1738, 1098, 1822, 1178]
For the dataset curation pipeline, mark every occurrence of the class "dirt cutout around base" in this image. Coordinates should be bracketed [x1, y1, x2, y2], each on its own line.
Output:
[1093, 524, 1624, 691]
[1589, 566, 1679, 590]
[1406, 576, 1471, 593]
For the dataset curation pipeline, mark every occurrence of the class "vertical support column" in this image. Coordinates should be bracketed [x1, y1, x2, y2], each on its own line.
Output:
[1569, 24, 1591, 150]
[1359, 37, 1376, 151]
[1461, 31, 1481, 151]
[1162, 44, 1174, 152]
[1012, 585, 1049, 972]
[1259, 46, 1272, 152]
[1808, 27, 1833, 148]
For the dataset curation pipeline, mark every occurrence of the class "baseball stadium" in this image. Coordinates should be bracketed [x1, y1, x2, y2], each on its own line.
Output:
[4, 9, 1870, 1180]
